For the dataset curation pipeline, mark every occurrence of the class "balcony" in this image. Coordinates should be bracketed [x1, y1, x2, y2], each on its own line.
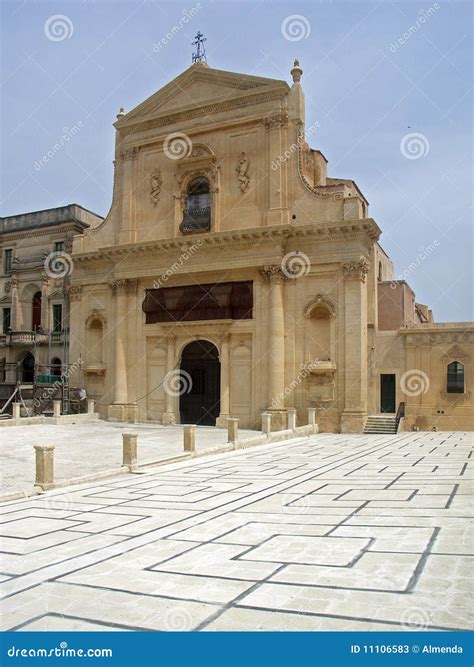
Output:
[179, 206, 211, 233]
[0, 331, 51, 346]
[302, 360, 337, 374]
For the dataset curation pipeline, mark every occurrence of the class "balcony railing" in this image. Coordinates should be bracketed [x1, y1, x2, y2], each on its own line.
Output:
[0, 330, 61, 346]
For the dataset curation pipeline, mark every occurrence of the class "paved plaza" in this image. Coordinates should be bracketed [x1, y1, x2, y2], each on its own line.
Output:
[0, 422, 257, 498]
[0, 431, 472, 632]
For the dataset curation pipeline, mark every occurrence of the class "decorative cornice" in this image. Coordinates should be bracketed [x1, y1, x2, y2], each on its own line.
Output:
[263, 112, 288, 129]
[72, 220, 381, 266]
[342, 259, 369, 282]
[441, 345, 470, 364]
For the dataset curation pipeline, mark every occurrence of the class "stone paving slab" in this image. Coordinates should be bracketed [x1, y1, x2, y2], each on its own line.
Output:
[0, 431, 472, 632]
[0, 421, 257, 497]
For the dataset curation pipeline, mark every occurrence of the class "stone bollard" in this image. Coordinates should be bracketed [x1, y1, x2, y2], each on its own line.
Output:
[183, 426, 196, 453]
[53, 400, 61, 418]
[34, 444, 55, 490]
[261, 412, 272, 435]
[308, 407, 316, 427]
[287, 408, 297, 431]
[122, 433, 138, 469]
[87, 399, 95, 414]
[227, 418, 239, 443]
[13, 403, 21, 420]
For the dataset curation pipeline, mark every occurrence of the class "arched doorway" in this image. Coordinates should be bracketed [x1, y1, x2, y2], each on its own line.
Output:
[179, 340, 220, 426]
[21, 352, 35, 383]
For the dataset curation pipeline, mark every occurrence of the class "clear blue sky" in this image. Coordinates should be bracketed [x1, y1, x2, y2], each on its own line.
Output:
[1, 0, 472, 321]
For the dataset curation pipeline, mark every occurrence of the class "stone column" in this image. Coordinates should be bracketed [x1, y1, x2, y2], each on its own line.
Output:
[40, 276, 50, 331]
[264, 113, 290, 226]
[216, 334, 230, 428]
[9, 276, 20, 330]
[340, 260, 369, 433]
[53, 400, 61, 418]
[260, 266, 287, 431]
[261, 412, 272, 434]
[13, 403, 21, 420]
[108, 279, 137, 422]
[287, 408, 297, 430]
[162, 336, 177, 425]
[122, 433, 138, 469]
[118, 147, 138, 245]
[227, 418, 239, 443]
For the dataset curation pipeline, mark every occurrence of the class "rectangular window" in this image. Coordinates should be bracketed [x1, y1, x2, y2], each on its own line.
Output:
[2, 308, 11, 334]
[54, 241, 65, 253]
[52, 304, 62, 334]
[3, 249, 13, 274]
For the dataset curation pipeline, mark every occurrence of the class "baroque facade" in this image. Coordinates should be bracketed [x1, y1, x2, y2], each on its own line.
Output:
[65, 59, 473, 432]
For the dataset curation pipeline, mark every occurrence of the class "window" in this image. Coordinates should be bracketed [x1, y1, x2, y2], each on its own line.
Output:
[2, 308, 11, 334]
[54, 241, 65, 253]
[447, 361, 464, 394]
[51, 357, 62, 377]
[52, 304, 62, 334]
[32, 291, 42, 331]
[378, 261, 383, 281]
[3, 249, 13, 274]
[180, 177, 211, 233]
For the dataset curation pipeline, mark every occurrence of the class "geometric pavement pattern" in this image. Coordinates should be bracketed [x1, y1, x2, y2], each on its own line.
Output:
[0, 432, 472, 632]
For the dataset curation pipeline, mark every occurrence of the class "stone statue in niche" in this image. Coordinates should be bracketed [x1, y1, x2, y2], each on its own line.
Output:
[150, 168, 162, 206]
[236, 152, 250, 193]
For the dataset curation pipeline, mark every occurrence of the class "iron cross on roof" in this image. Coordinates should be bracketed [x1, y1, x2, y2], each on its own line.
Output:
[192, 31, 207, 63]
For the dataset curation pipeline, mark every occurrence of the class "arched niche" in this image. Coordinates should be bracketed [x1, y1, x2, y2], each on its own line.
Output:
[304, 295, 336, 365]
[85, 311, 106, 366]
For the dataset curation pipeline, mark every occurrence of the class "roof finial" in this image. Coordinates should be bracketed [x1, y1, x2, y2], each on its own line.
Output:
[116, 106, 125, 119]
[192, 31, 207, 64]
[291, 59, 303, 84]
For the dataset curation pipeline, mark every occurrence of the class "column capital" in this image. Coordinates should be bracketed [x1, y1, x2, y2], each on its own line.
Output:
[111, 278, 138, 295]
[342, 259, 369, 282]
[120, 146, 139, 161]
[263, 113, 288, 130]
[69, 285, 83, 301]
[260, 265, 289, 283]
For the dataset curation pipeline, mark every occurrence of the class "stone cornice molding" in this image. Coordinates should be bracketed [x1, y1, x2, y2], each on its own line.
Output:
[117, 86, 288, 135]
[441, 344, 470, 363]
[73, 220, 381, 266]
[342, 259, 369, 282]
[0, 223, 87, 243]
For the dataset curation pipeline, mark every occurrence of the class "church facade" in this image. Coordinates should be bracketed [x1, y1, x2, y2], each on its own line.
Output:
[68, 59, 473, 432]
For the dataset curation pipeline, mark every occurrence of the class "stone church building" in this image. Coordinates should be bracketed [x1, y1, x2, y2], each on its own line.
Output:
[68, 59, 473, 432]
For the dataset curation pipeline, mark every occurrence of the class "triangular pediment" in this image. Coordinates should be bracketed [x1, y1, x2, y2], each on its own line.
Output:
[117, 63, 289, 128]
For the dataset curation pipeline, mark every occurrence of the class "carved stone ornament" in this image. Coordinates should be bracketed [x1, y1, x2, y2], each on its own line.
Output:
[342, 259, 369, 282]
[111, 278, 138, 294]
[120, 146, 139, 161]
[235, 152, 250, 193]
[304, 294, 336, 318]
[263, 113, 288, 130]
[441, 344, 470, 364]
[150, 168, 162, 206]
[68, 285, 83, 301]
[260, 265, 289, 283]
